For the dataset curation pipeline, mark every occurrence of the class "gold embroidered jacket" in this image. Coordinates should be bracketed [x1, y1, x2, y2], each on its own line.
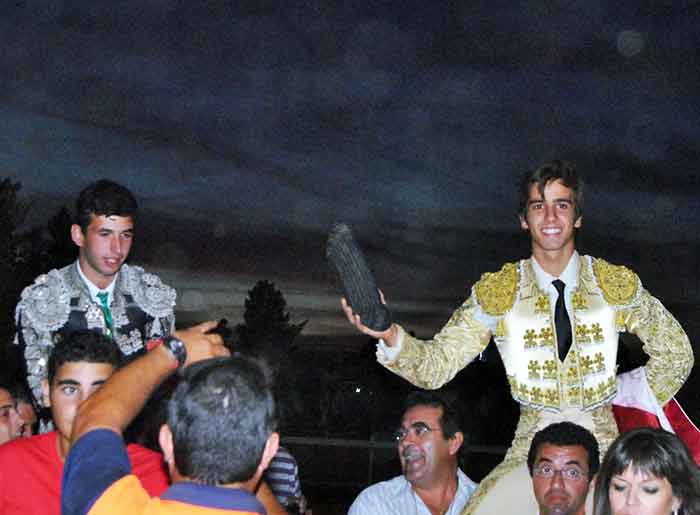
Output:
[384, 255, 692, 412]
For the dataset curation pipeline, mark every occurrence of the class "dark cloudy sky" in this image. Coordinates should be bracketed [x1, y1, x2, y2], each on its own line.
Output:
[2, 1, 699, 337]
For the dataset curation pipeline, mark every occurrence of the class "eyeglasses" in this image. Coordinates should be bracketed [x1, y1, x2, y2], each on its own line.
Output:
[533, 464, 587, 482]
[393, 422, 442, 442]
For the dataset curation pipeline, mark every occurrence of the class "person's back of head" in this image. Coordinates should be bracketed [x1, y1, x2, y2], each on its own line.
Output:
[595, 427, 700, 515]
[164, 356, 278, 487]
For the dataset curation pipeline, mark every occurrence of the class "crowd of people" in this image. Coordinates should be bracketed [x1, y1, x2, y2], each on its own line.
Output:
[0, 160, 697, 515]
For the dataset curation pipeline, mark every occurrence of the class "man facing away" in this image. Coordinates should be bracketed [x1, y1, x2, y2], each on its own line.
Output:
[15, 179, 176, 404]
[0, 330, 169, 514]
[60, 321, 281, 515]
[528, 422, 599, 515]
[349, 391, 478, 515]
[342, 160, 693, 513]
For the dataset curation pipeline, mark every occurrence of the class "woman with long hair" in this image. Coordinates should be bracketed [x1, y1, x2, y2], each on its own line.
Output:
[594, 427, 700, 515]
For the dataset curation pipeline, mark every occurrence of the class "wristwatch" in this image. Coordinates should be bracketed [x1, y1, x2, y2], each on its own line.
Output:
[147, 335, 187, 369]
[163, 335, 187, 369]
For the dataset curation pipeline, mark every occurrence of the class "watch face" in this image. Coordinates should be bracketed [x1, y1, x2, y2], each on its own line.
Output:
[166, 336, 187, 366]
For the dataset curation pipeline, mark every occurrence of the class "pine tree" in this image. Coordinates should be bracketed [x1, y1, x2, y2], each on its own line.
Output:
[235, 280, 305, 354]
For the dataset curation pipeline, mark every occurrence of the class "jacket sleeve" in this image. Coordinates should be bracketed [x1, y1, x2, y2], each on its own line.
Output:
[621, 288, 694, 406]
[381, 296, 492, 390]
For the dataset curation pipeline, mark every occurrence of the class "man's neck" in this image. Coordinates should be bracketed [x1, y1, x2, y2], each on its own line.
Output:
[76, 259, 116, 291]
[531, 246, 576, 277]
[412, 470, 459, 515]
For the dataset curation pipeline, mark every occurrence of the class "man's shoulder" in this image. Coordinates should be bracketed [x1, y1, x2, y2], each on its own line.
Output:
[0, 431, 58, 470]
[126, 442, 163, 463]
[352, 474, 408, 504]
[119, 264, 176, 318]
[456, 468, 479, 496]
[587, 256, 642, 306]
[16, 266, 74, 331]
[472, 260, 521, 316]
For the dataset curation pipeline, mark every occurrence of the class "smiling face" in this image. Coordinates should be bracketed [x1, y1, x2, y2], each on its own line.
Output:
[608, 466, 680, 515]
[71, 214, 134, 289]
[520, 179, 582, 267]
[531, 443, 591, 515]
[397, 405, 462, 490]
[43, 361, 115, 459]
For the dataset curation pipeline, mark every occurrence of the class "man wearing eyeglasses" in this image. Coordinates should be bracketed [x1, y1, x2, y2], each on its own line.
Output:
[527, 422, 599, 515]
[349, 391, 477, 515]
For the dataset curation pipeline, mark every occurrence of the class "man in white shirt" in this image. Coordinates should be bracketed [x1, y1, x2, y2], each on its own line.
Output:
[342, 160, 693, 513]
[15, 179, 176, 405]
[349, 391, 478, 515]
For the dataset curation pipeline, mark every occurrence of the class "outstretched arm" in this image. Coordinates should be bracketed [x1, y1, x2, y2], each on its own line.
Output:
[70, 321, 230, 444]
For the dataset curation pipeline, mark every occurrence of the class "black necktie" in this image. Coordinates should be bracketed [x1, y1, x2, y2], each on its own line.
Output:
[552, 279, 571, 362]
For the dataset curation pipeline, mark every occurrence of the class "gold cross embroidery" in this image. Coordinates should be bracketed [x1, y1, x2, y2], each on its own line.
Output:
[528, 360, 542, 380]
[543, 360, 557, 380]
[590, 323, 604, 342]
[531, 387, 543, 403]
[535, 295, 550, 313]
[524, 329, 538, 349]
[594, 352, 605, 372]
[580, 355, 593, 376]
[538, 327, 554, 347]
[572, 291, 587, 310]
[575, 324, 591, 344]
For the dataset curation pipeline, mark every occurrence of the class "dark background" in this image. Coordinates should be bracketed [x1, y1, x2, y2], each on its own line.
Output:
[1, 1, 699, 509]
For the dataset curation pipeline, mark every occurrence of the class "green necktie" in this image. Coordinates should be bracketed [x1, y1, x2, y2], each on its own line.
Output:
[96, 291, 114, 338]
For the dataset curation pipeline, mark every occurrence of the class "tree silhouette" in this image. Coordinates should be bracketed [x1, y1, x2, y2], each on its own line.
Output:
[45, 206, 77, 271]
[235, 279, 306, 355]
[0, 178, 32, 380]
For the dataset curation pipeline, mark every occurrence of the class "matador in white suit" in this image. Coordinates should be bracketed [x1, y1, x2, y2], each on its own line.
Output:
[341, 160, 693, 514]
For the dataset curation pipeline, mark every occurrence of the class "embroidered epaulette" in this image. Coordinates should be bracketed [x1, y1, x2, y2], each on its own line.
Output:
[591, 258, 640, 306]
[473, 262, 519, 316]
[123, 264, 177, 318]
[15, 268, 71, 332]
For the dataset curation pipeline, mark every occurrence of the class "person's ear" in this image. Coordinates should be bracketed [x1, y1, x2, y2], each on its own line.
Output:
[70, 224, 85, 248]
[448, 431, 464, 455]
[259, 432, 280, 472]
[158, 424, 174, 465]
[41, 379, 51, 408]
[574, 215, 582, 229]
[520, 215, 529, 231]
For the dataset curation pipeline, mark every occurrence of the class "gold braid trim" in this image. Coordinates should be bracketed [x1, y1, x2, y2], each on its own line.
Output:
[591, 258, 640, 306]
[473, 262, 519, 316]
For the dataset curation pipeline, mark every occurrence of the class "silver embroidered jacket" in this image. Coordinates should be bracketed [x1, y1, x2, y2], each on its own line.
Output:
[14, 262, 176, 402]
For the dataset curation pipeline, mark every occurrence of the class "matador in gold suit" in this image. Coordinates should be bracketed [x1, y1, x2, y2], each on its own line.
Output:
[341, 161, 694, 514]
[375, 251, 693, 514]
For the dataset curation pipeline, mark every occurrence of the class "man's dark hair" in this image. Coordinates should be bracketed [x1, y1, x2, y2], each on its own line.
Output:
[166, 356, 277, 485]
[527, 422, 599, 479]
[518, 160, 584, 219]
[47, 330, 123, 385]
[75, 179, 138, 232]
[403, 390, 461, 439]
[3, 380, 33, 406]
